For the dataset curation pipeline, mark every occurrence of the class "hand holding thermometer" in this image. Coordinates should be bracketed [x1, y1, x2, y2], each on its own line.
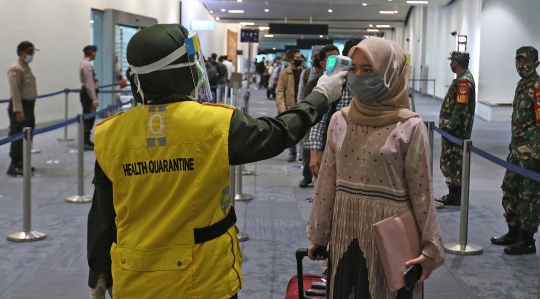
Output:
[325, 55, 352, 76]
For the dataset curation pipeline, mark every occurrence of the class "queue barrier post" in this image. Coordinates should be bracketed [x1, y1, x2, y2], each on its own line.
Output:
[235, 164, 253, 202]
[224, 85, 230, 104]
[427, 121, 443, 209]
[57, 88, 74, 141]
[443, 139, 483, 255]
[433, 79, 436, 102]
[7, 127, 47, 242]
[66, 114, 92, 203]
[230, 166, 249, 242]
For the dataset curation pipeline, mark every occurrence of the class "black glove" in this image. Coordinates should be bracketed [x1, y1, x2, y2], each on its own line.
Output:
[528, 158, 540, 172]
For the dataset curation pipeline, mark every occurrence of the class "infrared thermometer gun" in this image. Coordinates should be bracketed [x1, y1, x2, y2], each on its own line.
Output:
[325, 55, 352, 76]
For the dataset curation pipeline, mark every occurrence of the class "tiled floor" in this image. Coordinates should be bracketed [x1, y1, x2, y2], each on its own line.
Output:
[0, 86, 537, 298]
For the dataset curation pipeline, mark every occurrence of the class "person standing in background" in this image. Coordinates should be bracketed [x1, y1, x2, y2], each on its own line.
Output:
[6, 41, 38, 176]
[79, 45, 99, 151]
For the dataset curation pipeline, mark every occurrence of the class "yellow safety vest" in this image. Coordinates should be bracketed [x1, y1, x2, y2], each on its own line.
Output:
[94, 101, 242, 299]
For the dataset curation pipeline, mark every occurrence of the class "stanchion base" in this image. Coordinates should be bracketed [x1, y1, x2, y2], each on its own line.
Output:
[57, 137, 74, 142]
[444, 242, 483, 255]
[242, 169, 256, 175]
[31, 149, 41, 154]
[235, 193, 254, 201]
[66, 195, 92, 203]
[238, 232, 249, 242]
[7, 230, 47, 242]
[435, 201, 444, 209]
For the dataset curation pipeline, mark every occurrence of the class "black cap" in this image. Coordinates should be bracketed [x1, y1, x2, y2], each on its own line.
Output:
[17, 41, 37, 54]
[83, 45, 98, 55]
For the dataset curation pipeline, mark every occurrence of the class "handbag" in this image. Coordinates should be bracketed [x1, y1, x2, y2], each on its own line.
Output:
[372, 209, 422, 292]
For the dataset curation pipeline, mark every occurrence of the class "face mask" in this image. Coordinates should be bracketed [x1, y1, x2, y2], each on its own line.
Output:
[347, 42, 397, 103]
[282, 61, 290, 67]
[313, 59, 322, 68]
[516, 65, 536, 78]
[25, 55, 33, 63]
[273, 63, 278, 67]
[293, 59, 303, 67]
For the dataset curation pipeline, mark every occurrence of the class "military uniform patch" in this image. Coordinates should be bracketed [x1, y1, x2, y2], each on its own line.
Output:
[456, 80, 470, 104]
[10, 69, 18, 76]
[535, 87, 540, 122]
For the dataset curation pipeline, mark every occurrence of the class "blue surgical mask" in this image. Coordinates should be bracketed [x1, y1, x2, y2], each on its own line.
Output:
[25, 55, 33, 63]
[282, 61, 290, 68]
[347, 42, 397, 103]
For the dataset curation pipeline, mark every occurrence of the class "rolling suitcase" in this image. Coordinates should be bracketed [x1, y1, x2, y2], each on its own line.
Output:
[285, 248, 328, 299]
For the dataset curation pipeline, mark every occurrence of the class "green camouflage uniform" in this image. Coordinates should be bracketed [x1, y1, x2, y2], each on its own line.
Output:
[439, 52, 476, 187]
[501, 47, 540, 232]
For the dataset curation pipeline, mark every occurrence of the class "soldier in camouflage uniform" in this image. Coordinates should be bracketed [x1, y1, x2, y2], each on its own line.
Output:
[435, 51, 476, 207]
[491, 46, 540, 255]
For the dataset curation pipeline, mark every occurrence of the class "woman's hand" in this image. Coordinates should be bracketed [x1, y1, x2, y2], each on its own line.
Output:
[405, 254, 435, 283]
[307, 242, 327, 261]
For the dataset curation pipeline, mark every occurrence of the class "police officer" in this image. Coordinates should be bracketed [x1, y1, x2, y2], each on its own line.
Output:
[87, 24, 346, 299]
[435, 51, 476, 207]
[6, 41, 38, 176]
[491, 46, 540, 255]
[80, 45, 99, 150]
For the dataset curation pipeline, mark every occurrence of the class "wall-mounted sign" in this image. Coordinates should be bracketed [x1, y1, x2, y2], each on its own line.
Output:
[457, 35, 467, 52]
[240, 29, 259, 43]
[190, 20, 215, 31]
[236, 50, 243, 55]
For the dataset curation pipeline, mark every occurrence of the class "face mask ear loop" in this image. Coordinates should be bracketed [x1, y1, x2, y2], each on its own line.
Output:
[383, 42, 397, 88]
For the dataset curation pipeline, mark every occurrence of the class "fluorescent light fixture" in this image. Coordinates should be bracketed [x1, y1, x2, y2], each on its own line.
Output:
[380, 11, 395, 14]
[259, 26, 269, 30]
[265, 9, 269, 12]
[328, 9, 333, 12]
[407, 1, 429, 3]
[240, 22, 254, 26]
[362, 3, 367, 5]
[367, 29, 380, 32]
[369, 24, 373, 27]
[228, 10, 244, 13]
[376, 25, 391, 28]
[264, 34, 274, 37]
[221, 9, 225, 12]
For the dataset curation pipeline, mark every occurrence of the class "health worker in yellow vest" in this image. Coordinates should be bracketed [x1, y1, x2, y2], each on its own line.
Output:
[87, 24, 346, 299]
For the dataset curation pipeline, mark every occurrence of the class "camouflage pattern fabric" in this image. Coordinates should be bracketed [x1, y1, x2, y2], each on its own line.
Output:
[447, 51, 470, 63]
[516, 46, 538, 62]
[501, 73, 540, 232]
[439, 69, 476, 187]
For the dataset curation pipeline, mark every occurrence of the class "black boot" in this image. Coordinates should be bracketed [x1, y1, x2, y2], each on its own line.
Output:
[491, 224, 520, 245]
[504, 231, 536, 255]
[299, 177, 312, 188]
[435, 186, 461, 206]
[7, 163, 23, 177]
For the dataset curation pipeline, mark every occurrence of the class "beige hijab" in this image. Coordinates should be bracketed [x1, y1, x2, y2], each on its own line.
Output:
[343, 37, 418, 127]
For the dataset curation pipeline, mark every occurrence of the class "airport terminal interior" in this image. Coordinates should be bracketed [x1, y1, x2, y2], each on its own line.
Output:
[2, 0, 540, 298]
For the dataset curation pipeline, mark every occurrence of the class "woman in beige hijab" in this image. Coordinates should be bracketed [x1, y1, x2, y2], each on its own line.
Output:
[305, 37, 445, 299]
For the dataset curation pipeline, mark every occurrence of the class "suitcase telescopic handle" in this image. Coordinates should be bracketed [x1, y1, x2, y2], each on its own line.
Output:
[295, 247, 328, 299]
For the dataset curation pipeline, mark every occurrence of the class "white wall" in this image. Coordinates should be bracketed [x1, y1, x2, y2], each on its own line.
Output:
[479, 0, 540, 104]
[0, 0, 243, 130]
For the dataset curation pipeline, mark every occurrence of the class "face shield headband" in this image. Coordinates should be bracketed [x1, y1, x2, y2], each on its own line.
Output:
[129, 32, 212, 103]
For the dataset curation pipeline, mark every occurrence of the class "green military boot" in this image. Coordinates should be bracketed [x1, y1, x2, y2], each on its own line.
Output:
[491, 224, 520, 245]
[435, 186, 461, 206]
[504, 231, 536, 255]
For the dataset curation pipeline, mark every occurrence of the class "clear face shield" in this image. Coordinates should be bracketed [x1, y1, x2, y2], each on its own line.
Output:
[185, 32, 213, 103]
[129, 31, 212, 104]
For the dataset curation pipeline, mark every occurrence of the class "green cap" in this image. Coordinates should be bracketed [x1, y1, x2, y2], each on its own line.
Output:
[447, 51, 469, 62]
[516, 46, 538, 61]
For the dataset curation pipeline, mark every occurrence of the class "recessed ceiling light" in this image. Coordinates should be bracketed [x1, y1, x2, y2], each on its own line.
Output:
[221, 9, 225, 12]
[320, 35, 323, 38]
[367, 29, 380, 32]
[394, 10, 398, 13]
[380, 11, 396, 14]
[362, 3, 367, 5]
[216, 17, 220, 20]
[264, 35, 274, 37]
[89, 20, 94, 23]
[407, 1, 429, 3]
[369, 24, 373, 27]
[209, 10, 213, 13]
[328, 9, 333, 12]
[273, 47, 276, 50]
[237, 0, 242, 2]
[228, 10, 244, 13]
[259, 26, 269, 30]
[376, 25, 391, 28]
[264, 9, 269, 12]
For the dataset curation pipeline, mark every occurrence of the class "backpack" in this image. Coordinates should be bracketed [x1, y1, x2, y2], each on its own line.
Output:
[206, 62, 219, 85]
